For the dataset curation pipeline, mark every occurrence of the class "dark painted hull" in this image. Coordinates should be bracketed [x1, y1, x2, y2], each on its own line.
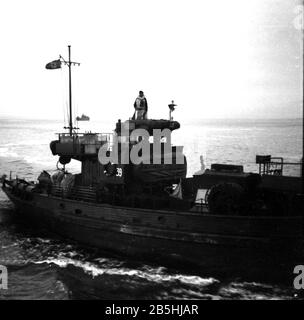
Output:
[2, 186, 304, 279]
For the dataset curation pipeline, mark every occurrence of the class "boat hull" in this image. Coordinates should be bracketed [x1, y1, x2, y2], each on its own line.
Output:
[2, 186, 303, 280]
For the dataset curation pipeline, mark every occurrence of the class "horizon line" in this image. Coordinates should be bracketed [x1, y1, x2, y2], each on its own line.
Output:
[0, 115, 302, 121]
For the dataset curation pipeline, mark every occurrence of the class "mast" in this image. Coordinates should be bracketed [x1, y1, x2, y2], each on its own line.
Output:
[46, 46, 80, 135]
[68, 45, 73, 136]
[60, 45, 80, 136]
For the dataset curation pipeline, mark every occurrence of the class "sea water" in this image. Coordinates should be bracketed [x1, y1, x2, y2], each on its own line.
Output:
[0, 118, 302, 299]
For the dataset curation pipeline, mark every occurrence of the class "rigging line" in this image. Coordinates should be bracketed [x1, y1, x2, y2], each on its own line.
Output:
[62, 64, 70, 127]
[63, 66, 70, 128]
[74, 98, 78, 133]
[66, 101, 69, 127]
[74, 65, 80, 133]
[60, 67, 66, 126]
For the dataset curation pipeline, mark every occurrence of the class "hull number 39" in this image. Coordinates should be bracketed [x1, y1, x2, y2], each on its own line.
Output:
[116, 168, 123, 177]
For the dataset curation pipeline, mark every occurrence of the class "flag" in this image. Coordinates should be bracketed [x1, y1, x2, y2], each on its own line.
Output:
[45, 59, 61, 69]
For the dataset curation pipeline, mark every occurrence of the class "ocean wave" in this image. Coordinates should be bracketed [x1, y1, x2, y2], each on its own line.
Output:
[0, 141, 49, 147]
[0, 263, 69, 300]
[0, 223, 299, 300]
[0, 148, 19, 158]
[35, 256, 218, 287]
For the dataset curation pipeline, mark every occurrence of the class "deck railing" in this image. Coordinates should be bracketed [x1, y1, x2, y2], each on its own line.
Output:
[51, 184, 97, 202]
[256, 155, 302, 176]
[55, 132, 115, 153]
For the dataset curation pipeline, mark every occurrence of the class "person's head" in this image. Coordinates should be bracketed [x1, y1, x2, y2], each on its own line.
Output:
[139, 91, 144, 97]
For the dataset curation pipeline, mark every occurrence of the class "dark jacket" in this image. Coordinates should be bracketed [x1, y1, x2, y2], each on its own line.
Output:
[133, 97, 148, 120]
[133, 97, 148, 112]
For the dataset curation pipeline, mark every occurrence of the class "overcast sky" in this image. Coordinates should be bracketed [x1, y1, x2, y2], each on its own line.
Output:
[0, 0, 302, 121]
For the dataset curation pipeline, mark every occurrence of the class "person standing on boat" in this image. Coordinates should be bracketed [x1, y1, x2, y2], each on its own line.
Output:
[133, 91, 148, 120]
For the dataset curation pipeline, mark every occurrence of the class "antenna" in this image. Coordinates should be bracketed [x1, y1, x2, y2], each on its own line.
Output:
[168, 100, 177, 121]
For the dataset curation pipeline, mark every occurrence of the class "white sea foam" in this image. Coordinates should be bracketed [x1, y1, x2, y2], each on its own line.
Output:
[35, 257, 218, 286]
[0, 147, 19, 158]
